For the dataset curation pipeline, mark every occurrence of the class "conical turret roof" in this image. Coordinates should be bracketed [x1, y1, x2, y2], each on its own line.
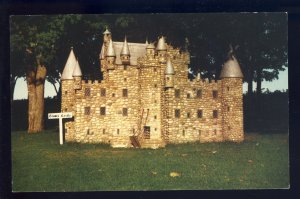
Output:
[103, 28, 111, 35]
[157, 36, 167, 51]
[220, 56, 243, 78]
[106, 38, 116, 57]
[146, 43, 155, 49]
[61, 47, 77, 80]
[165, 58, 175, 75]
[196, 72, 201, 80]
[120, 36, 130, 56]
[72, 59, 82, 77]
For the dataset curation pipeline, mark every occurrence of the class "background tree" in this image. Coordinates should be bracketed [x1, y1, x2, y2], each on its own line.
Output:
[11, 13, 287, 132]
[10, 15, 83, 133]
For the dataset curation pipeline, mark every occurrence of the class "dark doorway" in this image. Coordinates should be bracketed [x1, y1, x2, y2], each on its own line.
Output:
[144, 126, 150, 139]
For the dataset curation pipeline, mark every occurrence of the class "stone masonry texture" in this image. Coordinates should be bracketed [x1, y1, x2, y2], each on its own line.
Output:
[61, 32, 244, 149]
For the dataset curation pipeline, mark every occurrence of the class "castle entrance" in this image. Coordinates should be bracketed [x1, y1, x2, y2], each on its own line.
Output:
[144, 126, 150, 139]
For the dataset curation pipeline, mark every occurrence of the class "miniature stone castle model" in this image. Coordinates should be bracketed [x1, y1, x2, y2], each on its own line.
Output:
[61, 28, 244, 148]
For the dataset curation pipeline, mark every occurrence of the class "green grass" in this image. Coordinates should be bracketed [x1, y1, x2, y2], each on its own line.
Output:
[11, 130, 289, 191]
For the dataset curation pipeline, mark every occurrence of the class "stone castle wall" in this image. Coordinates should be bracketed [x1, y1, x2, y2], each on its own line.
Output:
[61, 41, 244, 148]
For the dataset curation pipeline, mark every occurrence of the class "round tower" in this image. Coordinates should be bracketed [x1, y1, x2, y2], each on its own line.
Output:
[73, 59, 82, 90]
[103, 28, 111, 46]
[165, 58, 175, 88]
[120, 36, 130, 65]
[156, 36, 167, 63]
[220, 55, 244, 142]
[146, 43, 155, 59]
[106, 38, 116, 69]
[61, 47, 77, 113]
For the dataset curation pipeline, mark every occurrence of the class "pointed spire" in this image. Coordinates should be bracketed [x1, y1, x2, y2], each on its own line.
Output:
[146, 43, 155, 49]
[220, 55, 243, 78]
[103, 27, 111, 35]
[196, 72, 201, 80]
[157, 36, 167, 51]
[120, 36, 130, 56]
[145, 38, 149, 45]
[72, 59, 82, 77]
[165, 58, 175, 75]
[106, 38, 116, 57]
[61, 47, 77, 80]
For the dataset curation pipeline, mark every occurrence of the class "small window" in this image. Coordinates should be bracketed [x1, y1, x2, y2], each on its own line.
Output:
[187, 112, 191, 118]
[187, 93, 191, 99]
[214, 129, 217, 135]
[112, 93, 115, 97]
[123, 89, 128, 97]
[154, 100, 157, 103]
[196, 90, 202, 98]
[213, 90, 218, 99]
[124, 78, 127, 82]
[103, 129, 106, 134]
[227, 86, 230, 91]
[227, 106, 230, 111]
[101, 88, 106, 97]
[197, 110, 203, 118]
[123, 108, 128, 116]
[167, 77, 170, 81]
[144, 126, 150, 139]
[64, 108, 68, 112]
[85, 88, 91, 96]
[117, 129, 120, 134]
[182, 130, 185, 136]
[154, 115, 157, 119]
[154, 68, 157, 72]
[100, 107, 106, 115]
[65, 91, 68, 95]
[154, 84, 157, 88]
[213, 110, 218, 118]
[175, 109, 180, 118]
[228, 126, 231, 130]
[175, 89, 180, 98]
[84, 107, 91, 115]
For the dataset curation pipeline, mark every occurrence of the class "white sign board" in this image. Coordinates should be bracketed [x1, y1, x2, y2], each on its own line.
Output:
[48, 112, 73, 145]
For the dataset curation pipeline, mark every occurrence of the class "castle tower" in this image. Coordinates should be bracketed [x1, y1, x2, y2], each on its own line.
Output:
[146, 43, 155, 59]
[100, 28, 112, 79]
[196, 72, 201, 81]
[120, 36, 130, 65]
[61, 47, 78, 142]
[156, 36, 167, 63]
[103, 28, 111, 46]
[220, 55, 244, 142]
[73, 59, 82, 90]
[106, 38, 116, 70]
[164, 58, 175, 88]
[61, 47, 77, 113]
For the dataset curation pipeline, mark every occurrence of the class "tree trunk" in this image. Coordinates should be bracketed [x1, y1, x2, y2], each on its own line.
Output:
[26, 64, 47, 133]
[34, 64, 47, 131]
[256, 67, 262, 97]
[248, 80, 253, 96]
[27, 70, 37, 133]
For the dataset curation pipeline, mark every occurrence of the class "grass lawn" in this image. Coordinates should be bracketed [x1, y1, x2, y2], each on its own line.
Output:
[11, 130, 289, 191]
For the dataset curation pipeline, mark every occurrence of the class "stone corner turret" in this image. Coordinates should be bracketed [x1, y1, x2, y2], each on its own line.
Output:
[120, 36, 130, 65]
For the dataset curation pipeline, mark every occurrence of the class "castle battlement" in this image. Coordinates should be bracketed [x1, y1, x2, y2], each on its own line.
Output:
[60, 28, 244, 148]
